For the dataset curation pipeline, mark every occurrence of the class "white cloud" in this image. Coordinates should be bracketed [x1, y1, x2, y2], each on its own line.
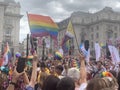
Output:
[115, 1, 120, 8]
[14, 0, 120, 42]
[19, 15, 30, 42]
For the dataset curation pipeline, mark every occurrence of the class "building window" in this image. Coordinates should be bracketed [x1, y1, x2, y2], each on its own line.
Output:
[114, 33, 117, 38]
[107, 30, 113, 39]
[91, 18, 93, 22]
[82, 28, 85, 31]
[91, 27, 94, 32]
[96, 25, 99, 30]
[80, 32, 85, 43]
[91, 42, 94, 48]
[5, 29, 12, 35]
[97, 16, 99, 20]
[114, 26, 117, 31]
[82, 19, 84, 23]
[96, 33, 99, 38]
[5, 17, 13, 25]
[91, 34, 94, 40]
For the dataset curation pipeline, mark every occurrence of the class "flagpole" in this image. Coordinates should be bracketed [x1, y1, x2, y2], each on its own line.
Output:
[26, 12, 34, 55]
[71, 20, 81, 54]
[26, 12, 31, 32]
[26, 34, 29, 57]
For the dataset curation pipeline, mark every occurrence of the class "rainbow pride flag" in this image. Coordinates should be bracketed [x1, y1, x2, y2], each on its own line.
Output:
[28, 14, 59, 39]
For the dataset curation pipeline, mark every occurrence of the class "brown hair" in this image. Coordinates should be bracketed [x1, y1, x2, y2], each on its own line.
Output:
[86, 77, 118, 90]
[38, 72, 48, 88]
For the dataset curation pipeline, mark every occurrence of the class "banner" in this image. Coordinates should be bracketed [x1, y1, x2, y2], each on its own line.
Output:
[59, 48, 63, 55]
[108, 45, 120, 63]
[95, 43, 101, 61]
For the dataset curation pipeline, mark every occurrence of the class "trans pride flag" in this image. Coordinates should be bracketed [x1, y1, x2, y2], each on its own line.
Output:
[61, 20, 74, 54]
[2, 42, 12, 66]
[28, 14, 59, 39]
[62, 40, 70, 54]
[61, 20, 74, 45]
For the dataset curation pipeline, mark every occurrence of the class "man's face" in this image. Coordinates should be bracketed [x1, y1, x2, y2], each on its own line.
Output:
[97, 62, 102, 68]
[41, 67, 45, 72]
[50, 66, 55, 73]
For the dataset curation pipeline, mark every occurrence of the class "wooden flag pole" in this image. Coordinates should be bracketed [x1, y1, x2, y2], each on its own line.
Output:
[26, 34, 29, 57]
[26, 12, 34, 55]
[26, 12, 31, 31]
[71, 20, 82, 54]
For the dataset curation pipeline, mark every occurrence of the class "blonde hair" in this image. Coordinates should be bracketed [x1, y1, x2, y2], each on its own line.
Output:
[38, 72, 48, 88]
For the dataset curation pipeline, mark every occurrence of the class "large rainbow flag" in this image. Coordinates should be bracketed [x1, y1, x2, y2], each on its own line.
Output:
[28, 14, 59, 39]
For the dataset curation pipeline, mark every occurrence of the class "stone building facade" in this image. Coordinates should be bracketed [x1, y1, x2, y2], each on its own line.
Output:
[58, 7, 120, 56]
[0, 0, 22, 55]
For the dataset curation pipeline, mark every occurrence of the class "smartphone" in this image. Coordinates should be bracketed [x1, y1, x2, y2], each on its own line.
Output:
[16, 57, 26, 73]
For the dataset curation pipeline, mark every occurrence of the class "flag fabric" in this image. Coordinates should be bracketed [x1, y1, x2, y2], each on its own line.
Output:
[2, 42, 12, 66]
[95, 43, 101, 61]
[59, 48, 63, 55]
[79, 43, 88, 57]
[65, 21, 74, 38]
[28, 14, 59, 39]
[86, 49, 90, 62]
[62, 20, 74, 45]
[100, 43, 106, 49]
[79, 43, 90, 62]
[115, 37, 120, 47]
[62, 20, 74, 54]
[108, 45, 120, 63]
[62, 40, 70, 55]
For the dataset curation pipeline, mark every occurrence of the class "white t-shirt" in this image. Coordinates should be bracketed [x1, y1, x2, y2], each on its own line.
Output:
[79, 83, 87, 90]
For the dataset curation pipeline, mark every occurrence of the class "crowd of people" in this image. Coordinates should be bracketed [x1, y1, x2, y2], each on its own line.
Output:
[0, 51, 120, 90]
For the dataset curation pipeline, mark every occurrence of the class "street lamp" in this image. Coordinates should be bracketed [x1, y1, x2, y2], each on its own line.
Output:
[42, 37, 46, 61]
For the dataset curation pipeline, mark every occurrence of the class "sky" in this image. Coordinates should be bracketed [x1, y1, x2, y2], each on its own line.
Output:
[14, 0, 120, 42]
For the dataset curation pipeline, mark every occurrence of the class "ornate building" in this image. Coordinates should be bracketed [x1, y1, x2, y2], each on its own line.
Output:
[58, 7, 120, 56]
[0, 0, 22, 55]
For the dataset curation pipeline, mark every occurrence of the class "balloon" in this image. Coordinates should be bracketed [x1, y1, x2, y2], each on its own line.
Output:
[15, 52, 21, 58]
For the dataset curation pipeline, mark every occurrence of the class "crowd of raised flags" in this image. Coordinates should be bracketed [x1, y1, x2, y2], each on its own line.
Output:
[0, 13, 120, 90]
[27, 13, 120, 64]
[0, 13, 120, 68]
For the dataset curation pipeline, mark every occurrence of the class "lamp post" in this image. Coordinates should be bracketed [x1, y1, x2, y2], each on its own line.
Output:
[42, 37, 46, 61]
[0, 41, 1, 56]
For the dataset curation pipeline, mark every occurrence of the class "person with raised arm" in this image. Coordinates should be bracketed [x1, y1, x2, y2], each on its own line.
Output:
[78, 53, 87, 90]
[7, 53, 38, 90]
[7, 67, 24, 90]
[26, 53, 38, 90]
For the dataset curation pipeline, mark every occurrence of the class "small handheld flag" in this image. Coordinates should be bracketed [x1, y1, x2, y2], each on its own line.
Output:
[2, 42, 12, 66]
